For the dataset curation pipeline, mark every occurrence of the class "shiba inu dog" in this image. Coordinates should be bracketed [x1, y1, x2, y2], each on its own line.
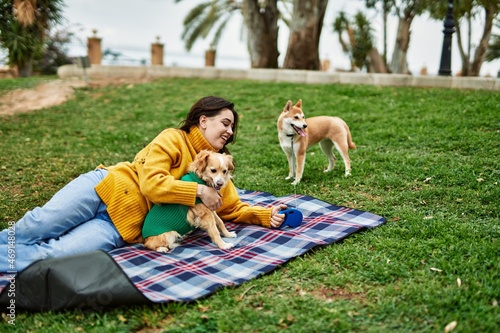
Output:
[277, 99, 356, 185]
[143, 150, 236, 252]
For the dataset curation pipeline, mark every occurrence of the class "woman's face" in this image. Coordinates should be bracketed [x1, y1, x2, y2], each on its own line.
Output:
[199, 109, 235, 150]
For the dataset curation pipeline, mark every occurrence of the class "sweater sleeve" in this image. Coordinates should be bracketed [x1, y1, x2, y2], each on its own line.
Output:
[135, 129, 198, 206]
[217, 180, 272, 228]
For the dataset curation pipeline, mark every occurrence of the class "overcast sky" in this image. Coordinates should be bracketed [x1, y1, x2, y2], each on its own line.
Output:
[62, 0, 499, 77]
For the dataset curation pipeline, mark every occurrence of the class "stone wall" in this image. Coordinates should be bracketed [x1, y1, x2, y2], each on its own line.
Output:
[58, 64, 500, 91]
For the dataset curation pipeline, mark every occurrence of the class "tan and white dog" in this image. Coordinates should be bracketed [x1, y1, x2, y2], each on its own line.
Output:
[277, 99, 356, 185]
[143, 150, 237, 252]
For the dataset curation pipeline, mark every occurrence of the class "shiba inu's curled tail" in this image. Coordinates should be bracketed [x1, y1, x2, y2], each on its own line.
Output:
[345, 123, 356, 149]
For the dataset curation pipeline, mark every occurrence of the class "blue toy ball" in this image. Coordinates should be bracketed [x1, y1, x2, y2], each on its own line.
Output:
[277, 208, 303, 229]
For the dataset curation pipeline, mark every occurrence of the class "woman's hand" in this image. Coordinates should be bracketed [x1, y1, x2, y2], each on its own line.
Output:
[270, 204, 287, 228]
[197, 184, 222, 211]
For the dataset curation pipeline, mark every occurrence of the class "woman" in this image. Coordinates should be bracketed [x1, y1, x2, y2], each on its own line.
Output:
[0, 96, 286, 273]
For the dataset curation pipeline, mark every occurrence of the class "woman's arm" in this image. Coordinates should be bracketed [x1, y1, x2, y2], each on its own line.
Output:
[217, 182, 286, 228]
[135, 129, 198, 206]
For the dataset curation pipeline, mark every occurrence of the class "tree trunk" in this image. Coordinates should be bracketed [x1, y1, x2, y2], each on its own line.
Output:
[242, 0, 279, 68]
[382, 5, 388, 64]
[469, 2, 496, 76]
[455, 18, 470, 76]
[283, 0, 329, 70]
[389, 14, 414, 74]
[465, 11, 473, 75]
[368, 48, 387, 73]
[17, 58, 33, 77]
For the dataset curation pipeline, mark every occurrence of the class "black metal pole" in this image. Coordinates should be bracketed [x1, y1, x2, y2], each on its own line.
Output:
[438, 0, 455, 76]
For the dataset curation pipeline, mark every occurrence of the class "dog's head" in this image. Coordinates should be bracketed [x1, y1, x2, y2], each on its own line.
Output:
[278, 99, 307, 137]
[189, 150, 234, 191]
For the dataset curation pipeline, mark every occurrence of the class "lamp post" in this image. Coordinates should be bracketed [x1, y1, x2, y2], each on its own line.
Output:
[438, 0, 455, 76]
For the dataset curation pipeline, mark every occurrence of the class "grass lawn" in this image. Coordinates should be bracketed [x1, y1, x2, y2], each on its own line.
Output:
[0, 77, 498, 332]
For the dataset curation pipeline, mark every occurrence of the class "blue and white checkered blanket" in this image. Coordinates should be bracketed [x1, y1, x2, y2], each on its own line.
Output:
[111, 189, 385, 302]
[0, 189, 385, 303]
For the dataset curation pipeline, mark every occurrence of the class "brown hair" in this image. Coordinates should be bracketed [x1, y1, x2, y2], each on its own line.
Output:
[179, 96, 239, 154]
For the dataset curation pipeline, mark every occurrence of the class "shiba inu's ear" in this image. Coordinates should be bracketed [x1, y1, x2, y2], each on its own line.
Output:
[295, 99, 302, 108]
[284, 100, 293, 112]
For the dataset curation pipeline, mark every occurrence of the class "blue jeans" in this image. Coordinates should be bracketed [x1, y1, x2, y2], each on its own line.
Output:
[0, 169, 126, 273]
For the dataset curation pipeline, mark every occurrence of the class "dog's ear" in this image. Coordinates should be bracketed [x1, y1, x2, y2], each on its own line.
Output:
[223, 154, 234, 179]
[190, 150, 211, 173]
[225, 154, 235, 173]
[284, 100, 292, 112]
[295, 99, 302, 108]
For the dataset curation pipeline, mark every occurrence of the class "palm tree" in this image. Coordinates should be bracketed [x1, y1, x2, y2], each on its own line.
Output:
[333, 10, 384, 72]
[333, 11, 357, 71]
[352, 11, 375, 71]
[176, 0, 282, 68]
[178, 0, 238, 52]
[0, 0, 64, 77]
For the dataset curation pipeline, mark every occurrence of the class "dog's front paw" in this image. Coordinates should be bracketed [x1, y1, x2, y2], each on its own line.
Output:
[225, 231, 237, 238]
[291, 179, 300, 186]
[219, 242, 234, 250]
[156, 246, 170, 253]
[285, 175, 293, 180]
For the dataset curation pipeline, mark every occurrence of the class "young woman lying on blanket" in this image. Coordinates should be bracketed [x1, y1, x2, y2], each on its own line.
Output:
[0, 96, 286, 273]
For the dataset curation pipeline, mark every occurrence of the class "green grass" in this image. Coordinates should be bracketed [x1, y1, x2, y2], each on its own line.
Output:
[1, 77, 499, 332]
[0, 76, 56, 94]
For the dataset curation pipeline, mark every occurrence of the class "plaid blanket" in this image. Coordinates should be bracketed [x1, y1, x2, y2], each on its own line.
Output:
[0, 189, 385, 303]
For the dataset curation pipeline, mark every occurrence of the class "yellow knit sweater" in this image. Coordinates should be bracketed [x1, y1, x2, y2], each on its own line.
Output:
[95, 126, 272, 243]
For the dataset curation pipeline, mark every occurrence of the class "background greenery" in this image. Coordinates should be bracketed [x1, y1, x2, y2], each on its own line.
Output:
[0, 77, 498, 332]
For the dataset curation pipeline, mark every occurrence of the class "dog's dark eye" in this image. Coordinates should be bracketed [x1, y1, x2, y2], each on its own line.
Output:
[210, 168, 216, 173]
[294, 116, 299, 119]
[223, 169, 227, 174]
